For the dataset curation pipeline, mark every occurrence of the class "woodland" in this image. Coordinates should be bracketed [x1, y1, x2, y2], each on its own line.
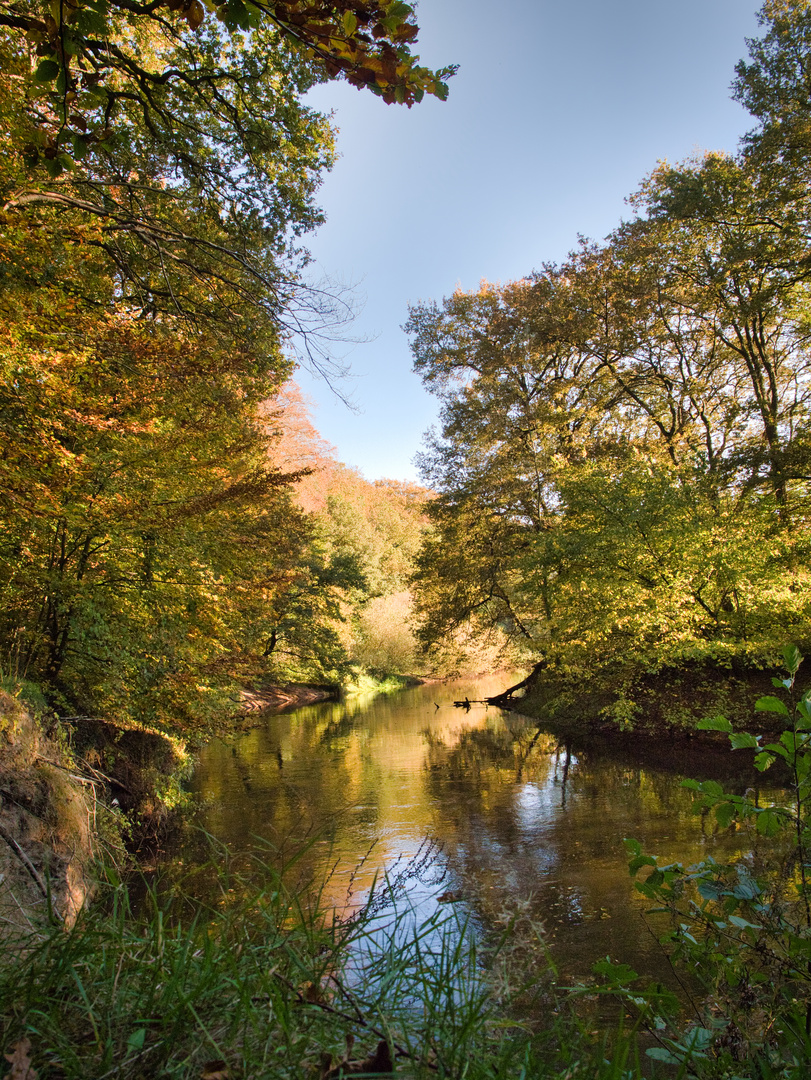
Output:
[5, 2, 811, 1078]
[6, 0, 811, 747]
[406, 0, 811, 720]
[0, 0, 446, 742]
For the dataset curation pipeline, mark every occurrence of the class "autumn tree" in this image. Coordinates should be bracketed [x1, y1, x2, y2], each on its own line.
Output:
[262, 386, 429, 675]
[407, 216, 811, 687]
[0, 2, 454, 365]
[0, 0, 452, 730]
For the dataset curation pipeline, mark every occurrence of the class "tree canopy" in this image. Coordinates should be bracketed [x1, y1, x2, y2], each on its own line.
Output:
[406, 1, 811, 698]
[0, 0, 446, 735]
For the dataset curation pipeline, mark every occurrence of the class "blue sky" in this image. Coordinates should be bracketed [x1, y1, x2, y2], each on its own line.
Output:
[296, 0, 763, 483]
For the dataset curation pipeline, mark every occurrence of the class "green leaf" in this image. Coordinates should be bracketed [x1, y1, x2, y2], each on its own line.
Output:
[754, 751, 776, 771]
[763, 740, 790, 759]
[697, 878, 726, 900]
[385, 0, 413, 18]
[754, 695, 790, 716]
[76, 7, 109, 35]
[755, 807, 785, 836]
[127, 1028, 147, 1052]
[629, 854, 658, 876]
[728, 914, 760, 931]
[783, 644, 803, 675]
[797, 695, 811, 726]
[697, 715, 732, 732]
[732, 877, 761, 900]
[34, 59, 60, 84]
[646, 1047, 682, 1064]
[592, 958, 639, 985]
[342, 10, 357, 34]
[714, 801, 736, 828]
[730, 732, 759, 749]
[698, 779, 724, 797]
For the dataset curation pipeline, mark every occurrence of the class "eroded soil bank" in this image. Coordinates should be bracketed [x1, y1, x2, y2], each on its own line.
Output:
[0, 692, 96, 929]
[0, 680, 345, 928]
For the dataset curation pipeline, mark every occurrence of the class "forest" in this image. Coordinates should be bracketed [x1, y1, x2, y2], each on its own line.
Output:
[0, 0, 445, 742]
[3, 0, 811, 1078]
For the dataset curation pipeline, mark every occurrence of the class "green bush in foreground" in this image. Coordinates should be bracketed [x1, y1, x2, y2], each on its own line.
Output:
[0, 848, 641, 1080]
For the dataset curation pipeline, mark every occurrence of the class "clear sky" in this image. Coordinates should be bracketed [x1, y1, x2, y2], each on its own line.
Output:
[295, 0, 763, 483]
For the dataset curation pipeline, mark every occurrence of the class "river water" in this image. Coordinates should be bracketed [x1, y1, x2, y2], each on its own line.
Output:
[180, 674, 778, 982]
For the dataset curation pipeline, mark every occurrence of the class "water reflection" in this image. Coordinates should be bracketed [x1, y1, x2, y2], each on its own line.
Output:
[180, 675, 782, 980]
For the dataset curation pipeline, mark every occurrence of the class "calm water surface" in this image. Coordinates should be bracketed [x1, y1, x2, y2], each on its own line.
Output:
[181, 675, 778, 980]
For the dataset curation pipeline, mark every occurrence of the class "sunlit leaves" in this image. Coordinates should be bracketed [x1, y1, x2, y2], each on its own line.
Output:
[407, 143, 811, 685]
[1, 0, 454, 176]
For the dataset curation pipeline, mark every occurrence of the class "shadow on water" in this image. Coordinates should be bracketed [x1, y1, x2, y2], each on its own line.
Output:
[161, 674, 785, 987]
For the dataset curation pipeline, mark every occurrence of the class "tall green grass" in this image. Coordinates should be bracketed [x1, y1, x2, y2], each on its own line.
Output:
[0, 847, 643, 1079]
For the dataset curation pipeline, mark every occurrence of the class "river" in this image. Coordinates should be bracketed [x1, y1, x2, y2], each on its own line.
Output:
[177, 673, 778, 984]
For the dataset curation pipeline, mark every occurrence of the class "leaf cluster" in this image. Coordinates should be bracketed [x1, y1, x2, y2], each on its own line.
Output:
[593, 647, 811, 1078]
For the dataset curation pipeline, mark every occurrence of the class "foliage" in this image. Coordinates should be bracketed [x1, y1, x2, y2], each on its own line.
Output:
[266, 395, 430, 674]
[0, 0, 450, 739]
[350, 589, 418, 674]
[591, 647, 811, 1078]
[0, 848, 637, 1080]
[0, 0, 454, 365]
[406, 3, 811, 693]
[0, 241, 323, 734]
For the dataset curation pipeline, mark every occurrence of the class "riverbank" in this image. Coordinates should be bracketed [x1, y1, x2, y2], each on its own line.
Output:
[0, 689, 631, 1080]
[239, 682, 339, 715]
[0, 691, 100, 930]
[3, 666, 809, 1078]
[499, 658, 794, 745]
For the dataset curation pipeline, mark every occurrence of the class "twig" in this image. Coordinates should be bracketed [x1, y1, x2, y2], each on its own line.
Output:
[270, 972, 438, 1071]
[0, 823, 48, 899]
[35, 755, 132, 793]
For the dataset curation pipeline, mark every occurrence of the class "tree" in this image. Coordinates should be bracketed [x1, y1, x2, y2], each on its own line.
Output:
[0, 0, 453, 729]
[0, 0, 454, 371]
[407, 216, 811, 686]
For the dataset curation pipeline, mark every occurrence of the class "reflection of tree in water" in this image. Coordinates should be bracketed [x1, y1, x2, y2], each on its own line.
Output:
[420, 715, 777, 980]
[422, 716, 557, 788]
[166, 684, 790, 984]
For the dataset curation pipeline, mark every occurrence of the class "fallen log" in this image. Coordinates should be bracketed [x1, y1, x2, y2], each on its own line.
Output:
[484, 660, 546, 707]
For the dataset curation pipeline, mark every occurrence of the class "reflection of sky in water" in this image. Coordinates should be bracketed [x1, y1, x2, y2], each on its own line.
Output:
[515, 777, 569, 835]
[180, 677, 785, 983]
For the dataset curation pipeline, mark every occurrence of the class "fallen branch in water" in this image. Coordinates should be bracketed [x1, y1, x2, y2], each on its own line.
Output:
[484, 661, 547, 707]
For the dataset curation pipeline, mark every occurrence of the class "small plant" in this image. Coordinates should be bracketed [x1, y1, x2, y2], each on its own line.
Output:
[593, 646, 811, 1078]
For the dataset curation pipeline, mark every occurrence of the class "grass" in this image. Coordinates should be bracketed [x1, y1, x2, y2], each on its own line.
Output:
[0, 844, 646, 1080]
